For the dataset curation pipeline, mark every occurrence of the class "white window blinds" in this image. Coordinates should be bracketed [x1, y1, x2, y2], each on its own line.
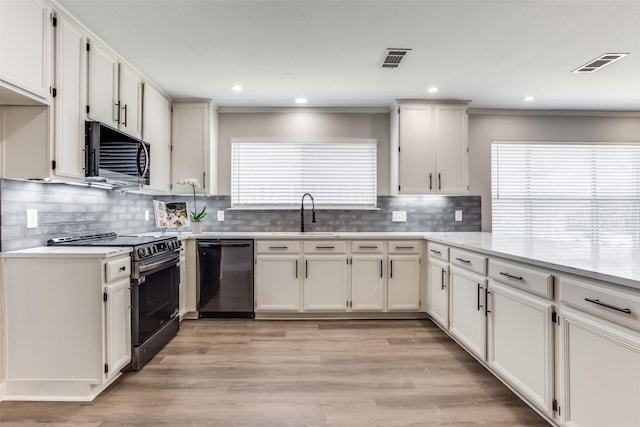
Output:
[231, 139, 377, 208]
[492, 142, 640, 248]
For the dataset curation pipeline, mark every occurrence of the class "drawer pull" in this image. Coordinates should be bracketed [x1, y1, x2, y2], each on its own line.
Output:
[268, 246, 289, 249]
[396, 246, 415, 250]
[316, 246, 335, 249]
[500, 272, 523, 281]
[119, 266, 127, 272]
[455, 257, 471, 264]
[359, 245, 378, 249]
[584, 298, 632, 315]
[430, 249, 442, 255]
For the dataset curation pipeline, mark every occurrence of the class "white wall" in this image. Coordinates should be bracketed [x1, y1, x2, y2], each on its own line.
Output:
[217, 110, 390, 196]
[469, 112, 640, 231]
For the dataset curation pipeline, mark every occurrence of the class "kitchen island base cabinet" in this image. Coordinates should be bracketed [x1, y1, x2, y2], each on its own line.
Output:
[487, 281, 555, 417]
[558, 306, 640, 427]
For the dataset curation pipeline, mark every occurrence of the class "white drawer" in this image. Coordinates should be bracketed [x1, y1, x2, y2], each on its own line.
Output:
[351, 241, 384, 254]
[303, 240, 347, 254]
[427, 242, 449, 261]
[560, 275, 640, 332]
[255, 240, 300, 254]
[450, 248, 486, 275]
[104, 257, 131, 283]
[488, 258, 553, 299]
[388, 240, 421, 254]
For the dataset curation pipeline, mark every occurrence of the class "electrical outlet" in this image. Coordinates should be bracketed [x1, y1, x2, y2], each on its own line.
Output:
[145, 210, 150, 221]
[27, 209, 38, 228]
[392, 211, 407, 222]
[455, 210, 463, 222]
[217, 210, 225, 221]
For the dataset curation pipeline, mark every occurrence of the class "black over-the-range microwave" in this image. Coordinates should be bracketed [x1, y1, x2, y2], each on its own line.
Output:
[85, 121, 150, 186]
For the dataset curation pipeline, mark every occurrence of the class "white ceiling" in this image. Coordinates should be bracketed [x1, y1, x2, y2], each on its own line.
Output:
[57, 0, 640, 110]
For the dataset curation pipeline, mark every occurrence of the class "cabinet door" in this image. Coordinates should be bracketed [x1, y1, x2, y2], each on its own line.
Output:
[398, 105, 436, 194]
[427, 257, 449, 328]
[53, 14, 86, 179]
[118, 63, 142, 138]
[387, 255, 421, 311]
[143, 84, 171, 191]
[87, 40, 119, 127]
[351, 255, 385, 311]
[171, 102, 209, 193]
[0, 0, 50, 99]
[487, 281, 554, 416]
[256, 255, 300, 312]
[558, 306, 640, 427]
[434, 104, 468, 194]
[303, 255, 348, 311]
[449, 266, 486, 359]
[104, 277, 132, 378]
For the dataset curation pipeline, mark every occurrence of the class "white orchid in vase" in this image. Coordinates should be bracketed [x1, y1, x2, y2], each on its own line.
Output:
[178, 178, 207, 222]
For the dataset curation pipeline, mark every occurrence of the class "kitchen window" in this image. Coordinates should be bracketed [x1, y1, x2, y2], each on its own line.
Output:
[492, 142, 640, 248]
[231, 138, 377, 208]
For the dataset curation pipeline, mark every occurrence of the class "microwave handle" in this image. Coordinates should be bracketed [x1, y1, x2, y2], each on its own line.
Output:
[137, 143, 149, 180]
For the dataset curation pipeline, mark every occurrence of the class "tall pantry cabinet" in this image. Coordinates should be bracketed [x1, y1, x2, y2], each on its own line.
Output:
[390, 100, 469, 195]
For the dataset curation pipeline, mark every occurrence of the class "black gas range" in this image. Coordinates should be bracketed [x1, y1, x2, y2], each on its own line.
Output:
[48, 232, 181, 370]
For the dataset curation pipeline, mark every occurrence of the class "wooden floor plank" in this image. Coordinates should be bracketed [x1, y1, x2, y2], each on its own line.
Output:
[0, 319, 549, 426]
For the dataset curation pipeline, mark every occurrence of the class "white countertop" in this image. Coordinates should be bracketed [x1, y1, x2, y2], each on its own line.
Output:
[424, 232, 640, 291]
[1, 246, 132, 258]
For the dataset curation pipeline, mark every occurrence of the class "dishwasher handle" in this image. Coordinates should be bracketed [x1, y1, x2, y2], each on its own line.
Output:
[198, 241, 252, 248]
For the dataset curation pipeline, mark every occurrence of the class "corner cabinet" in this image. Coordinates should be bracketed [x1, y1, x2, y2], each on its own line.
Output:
[390, 100, 469, 195]
[171, 101, 218, 194]
[2, 250, 132, 401]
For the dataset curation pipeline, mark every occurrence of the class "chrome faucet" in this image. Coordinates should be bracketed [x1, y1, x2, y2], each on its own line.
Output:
[300, 193, 316, 232]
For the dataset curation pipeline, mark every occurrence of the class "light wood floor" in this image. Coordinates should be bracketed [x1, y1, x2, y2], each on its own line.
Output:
[0, 319, 549, 426]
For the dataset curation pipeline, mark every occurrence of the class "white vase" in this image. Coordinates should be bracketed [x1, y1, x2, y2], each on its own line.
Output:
[192, 222, 203, 234]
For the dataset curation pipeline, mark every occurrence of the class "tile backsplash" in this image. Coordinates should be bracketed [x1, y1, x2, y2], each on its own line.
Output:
[0, 179, 480, 251]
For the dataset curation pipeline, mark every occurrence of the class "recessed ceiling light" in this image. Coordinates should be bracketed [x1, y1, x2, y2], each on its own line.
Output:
[524, 96, 535, 102]
[231, 84, 243, 91]
[294, 97, 308, 104]
[427, 87, 439, 93]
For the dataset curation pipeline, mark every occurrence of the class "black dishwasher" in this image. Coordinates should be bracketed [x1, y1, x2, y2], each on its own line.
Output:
[196, 239, 254, 318]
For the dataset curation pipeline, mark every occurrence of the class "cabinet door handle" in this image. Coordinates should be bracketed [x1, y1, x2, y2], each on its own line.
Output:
[584, 298, 632, 314]
[441, 268, 446, 290]
[295, 259, 298, 278]
[429, 173, 432, 190]
[114, 101, 120, 123]
[305, 259, 308, 279]
[122, 104, 128, 127]
[380, 259, 383, 278]
[390, 260, 393, 279]
[202, 171, 206, 190]
[477, 283, 482, 311]
[456, 257, 471, 264]
[500, 272, 523, 281]
[485, 288, 491, 316]
[438, 173, 441, 190]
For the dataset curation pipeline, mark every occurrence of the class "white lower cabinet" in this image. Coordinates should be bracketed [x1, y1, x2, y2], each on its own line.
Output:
[487, 280, 555, 416]
[303, 255, 348, 311]
[104, 278, 132, 376]
[350, 254, 385, 311]
[449, 266, 486, 359]
[387, 255, 421, 311]
[558, 306, 640, 427]
[427, 257, 449, 328]
[256, 255, 301, 312]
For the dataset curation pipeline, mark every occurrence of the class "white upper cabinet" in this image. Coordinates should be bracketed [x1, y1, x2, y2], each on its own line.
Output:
[171, 101, 217, 194]
[142, 84, 171, 192]
[0, 0, 51, 102]
[53, 13, 87, 179]
[87, 41, 143, 138]
[391, 100, 469, 195]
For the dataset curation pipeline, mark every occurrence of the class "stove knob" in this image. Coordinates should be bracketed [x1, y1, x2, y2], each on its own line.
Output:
[169, 241, 176, 250]
[137, 247, 147, 258]
[152, 246, 158, 254]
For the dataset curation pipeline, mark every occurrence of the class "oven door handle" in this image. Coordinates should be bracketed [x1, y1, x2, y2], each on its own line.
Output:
[138, 255, 180, 276]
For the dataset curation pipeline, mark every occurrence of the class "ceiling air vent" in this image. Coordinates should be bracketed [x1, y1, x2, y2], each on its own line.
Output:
[572, 53, 629, 73]
[380, 48, 412, 68]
